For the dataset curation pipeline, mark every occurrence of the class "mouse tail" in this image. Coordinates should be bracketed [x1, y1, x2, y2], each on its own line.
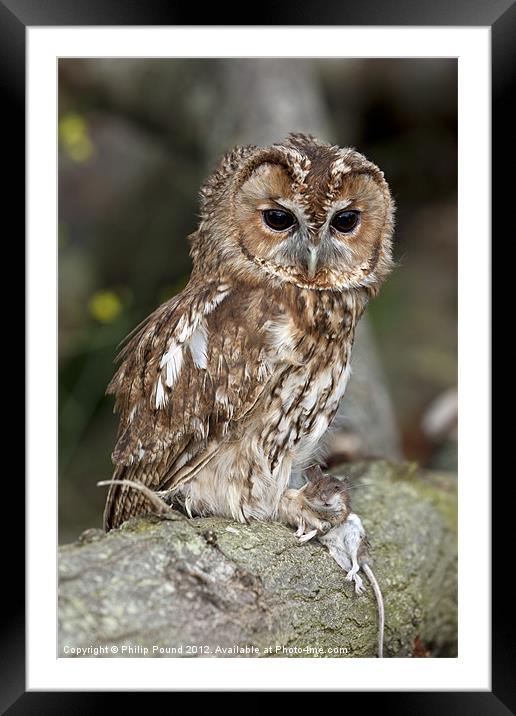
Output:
[363, 563, 384, 658]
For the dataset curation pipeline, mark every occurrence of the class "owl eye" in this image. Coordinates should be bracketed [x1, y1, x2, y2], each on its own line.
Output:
[262, 209, 296, 232]
[331, 210, 360, 233]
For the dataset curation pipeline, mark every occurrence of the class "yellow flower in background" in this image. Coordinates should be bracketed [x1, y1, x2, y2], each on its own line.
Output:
[88, 290, 123, 324]
[59, 112, 95, 163]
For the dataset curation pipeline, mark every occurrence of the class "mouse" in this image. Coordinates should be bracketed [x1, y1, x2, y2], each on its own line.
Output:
[297, 466, 385, 658]
[288, 465, 351, 542]
[300, 472, 350, 538]
[319, 513, 385, 658]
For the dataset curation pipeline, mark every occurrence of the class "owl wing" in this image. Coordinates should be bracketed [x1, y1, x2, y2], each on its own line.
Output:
[103, 281, 273, 529]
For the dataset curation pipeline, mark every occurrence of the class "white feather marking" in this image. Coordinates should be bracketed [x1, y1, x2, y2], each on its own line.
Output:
[184, 495, 193, 519]
[160, 340, 184, 388]
[189, 320, 208, 369]
[215, 387, 234, 419]
[192, 417, 208, 439]
[205, 289, 229, 313]
[257, 360, 272, 382]
[156, 288, 230, 406]
[330, 157, 352, 175]
[175, 315, 191, 343]
[155, 376, 167, 409]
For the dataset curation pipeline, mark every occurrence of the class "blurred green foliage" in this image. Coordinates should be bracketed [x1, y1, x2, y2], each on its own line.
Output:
[60, 112, 96, 163]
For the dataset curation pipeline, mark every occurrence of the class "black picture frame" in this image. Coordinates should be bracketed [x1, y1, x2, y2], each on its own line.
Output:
[7, 0, 505, 709]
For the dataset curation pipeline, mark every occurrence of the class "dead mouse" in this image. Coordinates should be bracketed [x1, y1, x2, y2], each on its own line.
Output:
[294, 466, 351, 542]
[319, 513, 385, 658]
[298, 466, 385, 658]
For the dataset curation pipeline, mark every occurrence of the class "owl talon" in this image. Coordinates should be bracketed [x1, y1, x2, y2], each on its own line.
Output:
[298, 529, 318, 543]
[295, 521, 305, 538]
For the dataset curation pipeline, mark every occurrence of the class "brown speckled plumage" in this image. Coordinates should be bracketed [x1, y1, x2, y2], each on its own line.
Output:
[104, 134, 394, 531]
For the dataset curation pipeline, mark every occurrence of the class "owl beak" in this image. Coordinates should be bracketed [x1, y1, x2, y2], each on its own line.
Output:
[306, 246, 318, 278]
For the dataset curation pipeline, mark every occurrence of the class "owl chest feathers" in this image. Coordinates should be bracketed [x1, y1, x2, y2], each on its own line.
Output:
[179, 284, 361, 521]
[258, 287, 357, 469]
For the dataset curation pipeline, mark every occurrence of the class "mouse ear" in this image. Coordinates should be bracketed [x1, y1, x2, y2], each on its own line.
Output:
[305, 465, 325, 481]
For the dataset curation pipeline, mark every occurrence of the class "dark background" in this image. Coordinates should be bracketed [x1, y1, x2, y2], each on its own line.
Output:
[58, 58, 457, 543]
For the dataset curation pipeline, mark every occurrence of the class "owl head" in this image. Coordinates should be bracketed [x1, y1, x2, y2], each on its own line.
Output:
[192, 134, 395, 293]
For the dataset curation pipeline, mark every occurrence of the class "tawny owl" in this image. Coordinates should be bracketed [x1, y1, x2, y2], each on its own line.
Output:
[103, 134, 395, 532]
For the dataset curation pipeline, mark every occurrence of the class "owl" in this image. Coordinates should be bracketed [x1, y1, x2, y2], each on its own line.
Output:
[103, 134, 395, 533]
